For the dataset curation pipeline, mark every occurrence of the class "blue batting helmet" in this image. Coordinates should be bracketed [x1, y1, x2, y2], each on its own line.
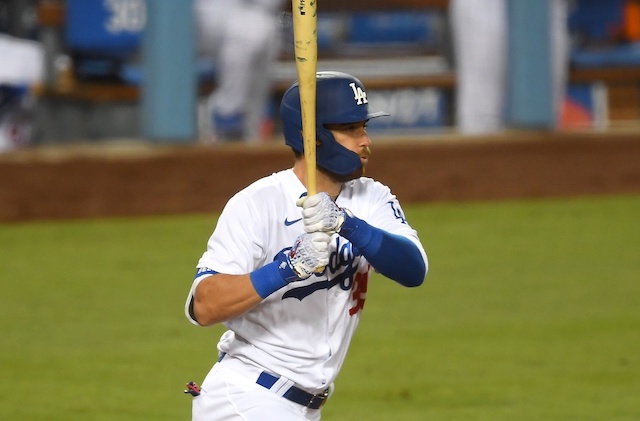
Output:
[280, 71, 389, 176]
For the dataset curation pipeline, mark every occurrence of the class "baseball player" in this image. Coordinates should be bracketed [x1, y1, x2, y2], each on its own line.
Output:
[184, 71, 428, 420]
[194, 0, 286, 142]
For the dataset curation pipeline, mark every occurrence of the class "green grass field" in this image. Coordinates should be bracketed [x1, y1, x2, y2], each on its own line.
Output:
[1, 194, 639, 420]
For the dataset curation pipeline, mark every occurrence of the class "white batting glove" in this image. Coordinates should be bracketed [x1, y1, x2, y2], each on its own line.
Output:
[296, 192, 346, 234]
[287, 231, 331, 279]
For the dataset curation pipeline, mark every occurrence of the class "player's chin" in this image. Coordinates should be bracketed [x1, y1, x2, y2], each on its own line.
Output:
[357, 161, 367, 177]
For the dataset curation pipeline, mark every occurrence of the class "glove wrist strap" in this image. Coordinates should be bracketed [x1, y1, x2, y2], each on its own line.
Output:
[250, 253, 300, 299]
[339, 209, 362, 239]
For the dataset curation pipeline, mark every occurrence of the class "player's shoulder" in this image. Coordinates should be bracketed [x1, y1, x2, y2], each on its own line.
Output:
[232, 169, 299, 204]
[344, 176, 392, 196]
[244, 169, 296, 191]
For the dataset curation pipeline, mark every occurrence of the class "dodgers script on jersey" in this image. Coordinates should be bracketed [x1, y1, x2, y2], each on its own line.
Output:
[185, 169, 425, 392]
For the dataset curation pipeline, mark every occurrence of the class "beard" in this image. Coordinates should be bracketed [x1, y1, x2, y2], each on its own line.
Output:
[325, 166, 365, 183]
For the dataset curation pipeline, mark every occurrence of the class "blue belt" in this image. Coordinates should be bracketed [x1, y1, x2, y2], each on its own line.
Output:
[256, 372, 329, 410]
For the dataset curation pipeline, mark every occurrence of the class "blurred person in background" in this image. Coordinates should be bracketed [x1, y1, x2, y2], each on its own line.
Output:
[194, 0, 286, 143]
[0, 0, 43, 152]
[449, 0, 570, 134]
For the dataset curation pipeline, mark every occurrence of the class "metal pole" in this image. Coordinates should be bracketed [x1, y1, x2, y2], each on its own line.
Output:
[142, 0, 196, 142]
[507, 0, 554, 129]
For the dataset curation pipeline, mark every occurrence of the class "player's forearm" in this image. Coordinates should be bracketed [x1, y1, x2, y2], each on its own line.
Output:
[193, 234, 328, 325]
[340, 214, 427, 287]
[193, 274, 262, 326]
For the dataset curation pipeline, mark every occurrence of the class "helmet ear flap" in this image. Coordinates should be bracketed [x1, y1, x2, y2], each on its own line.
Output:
[315, 125, 362, 176]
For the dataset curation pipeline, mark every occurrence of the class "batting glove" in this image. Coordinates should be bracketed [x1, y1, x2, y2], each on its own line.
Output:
[296, 192, 346, 234]
[287, 231, 331, 279]
[251, 232, 331, 299]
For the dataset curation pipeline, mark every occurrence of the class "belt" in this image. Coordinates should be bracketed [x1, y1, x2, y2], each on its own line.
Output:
[218, 353, 329, 410]
[256, 371, 329, 410]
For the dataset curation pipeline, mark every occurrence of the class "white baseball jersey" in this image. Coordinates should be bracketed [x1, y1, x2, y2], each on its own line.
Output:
[185, 168, 426, 392]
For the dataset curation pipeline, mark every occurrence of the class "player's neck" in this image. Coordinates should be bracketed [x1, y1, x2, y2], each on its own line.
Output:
[293, 161, 342, 199]
[316, 175, 342, 200]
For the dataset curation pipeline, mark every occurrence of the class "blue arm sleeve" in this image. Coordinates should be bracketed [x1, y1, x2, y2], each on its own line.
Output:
[340, 213, 426, 287]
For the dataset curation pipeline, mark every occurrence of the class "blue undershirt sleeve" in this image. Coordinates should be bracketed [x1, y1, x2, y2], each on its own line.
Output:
[339, 213, 426, 287]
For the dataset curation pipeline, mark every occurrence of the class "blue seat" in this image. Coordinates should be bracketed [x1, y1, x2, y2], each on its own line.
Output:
[568, 0, 626, 43]
[568, 0, 640, 68]
[571, 42, 640, 67]
[64, 0, 145, 80]
[347, 11, 435, 45]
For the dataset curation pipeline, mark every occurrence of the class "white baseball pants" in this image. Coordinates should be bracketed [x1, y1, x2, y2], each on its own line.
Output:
[191, 359, 322, 421]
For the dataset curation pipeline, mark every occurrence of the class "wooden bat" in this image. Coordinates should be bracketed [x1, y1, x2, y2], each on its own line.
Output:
[291, 0, 318, 195]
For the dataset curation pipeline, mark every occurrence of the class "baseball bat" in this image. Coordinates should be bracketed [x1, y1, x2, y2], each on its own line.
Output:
[291, 0, 318, 195]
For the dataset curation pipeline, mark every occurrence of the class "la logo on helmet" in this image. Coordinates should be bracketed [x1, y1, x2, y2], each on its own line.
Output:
[349, 83, 368, 105]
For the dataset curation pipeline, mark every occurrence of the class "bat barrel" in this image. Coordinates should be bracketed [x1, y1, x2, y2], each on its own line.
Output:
[292, 0, 318, 196]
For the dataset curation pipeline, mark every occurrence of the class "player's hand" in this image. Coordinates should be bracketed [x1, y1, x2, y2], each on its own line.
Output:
[287, 232, 331, 279]
[296, 192, 345, 234]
